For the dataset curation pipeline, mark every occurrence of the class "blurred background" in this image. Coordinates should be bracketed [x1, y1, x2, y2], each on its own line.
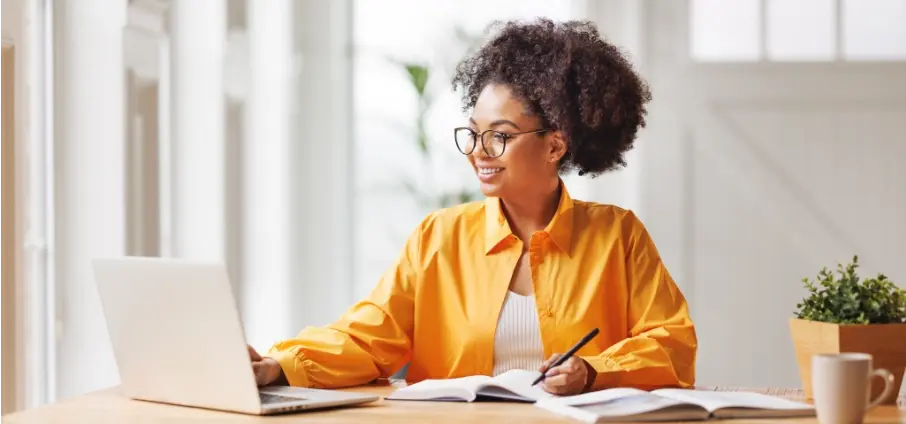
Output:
[2, 0, 905, 414]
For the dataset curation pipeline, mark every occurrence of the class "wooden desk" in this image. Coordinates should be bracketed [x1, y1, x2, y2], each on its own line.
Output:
[4, 383, 904, 423]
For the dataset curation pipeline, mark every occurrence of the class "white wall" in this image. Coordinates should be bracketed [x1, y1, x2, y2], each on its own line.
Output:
[53, 0, 126, 400]
[640, 0, 906, 390]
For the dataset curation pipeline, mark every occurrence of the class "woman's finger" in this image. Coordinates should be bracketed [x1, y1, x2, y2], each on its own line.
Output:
[543, 373, 580, 395]
[544, 365, 565, 378]
[561, 357, 581, 373]
[248, 345, 262, 361]
[252, 362, 265, 385]
[539, 353, 562, 372]
[542, 373, 570, 390]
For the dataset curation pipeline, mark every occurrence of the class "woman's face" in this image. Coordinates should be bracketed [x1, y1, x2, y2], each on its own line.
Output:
[464, 84, 566, 199]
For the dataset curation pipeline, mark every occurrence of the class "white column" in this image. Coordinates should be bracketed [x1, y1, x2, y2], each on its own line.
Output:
[19, 1, 57, 409]
[241, 0, 293, 349]
[288, 0, 354, 330]
[170, 0, 226, 260]
[53, 0, 126, 400]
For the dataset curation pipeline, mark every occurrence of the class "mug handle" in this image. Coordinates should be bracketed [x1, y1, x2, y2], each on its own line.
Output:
[865, 368, 895, 411]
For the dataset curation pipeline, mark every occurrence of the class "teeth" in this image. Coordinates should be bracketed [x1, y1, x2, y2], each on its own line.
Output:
[478, 168, 503, 175]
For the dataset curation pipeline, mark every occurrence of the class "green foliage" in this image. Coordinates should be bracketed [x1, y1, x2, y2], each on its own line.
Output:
[404, 64, 429, 97]
[390, 62, 431, 156]
[794, 255, 906, 324]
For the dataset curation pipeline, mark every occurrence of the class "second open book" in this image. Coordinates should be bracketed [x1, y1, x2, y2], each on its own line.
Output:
[386, 370, 815, 422]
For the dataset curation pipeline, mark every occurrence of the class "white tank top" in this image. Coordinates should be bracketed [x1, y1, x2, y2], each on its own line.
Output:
[492, 291, 545, 376]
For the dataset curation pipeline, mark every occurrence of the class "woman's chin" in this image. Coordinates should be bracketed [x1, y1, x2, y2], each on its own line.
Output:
[478, 180, 503, 197]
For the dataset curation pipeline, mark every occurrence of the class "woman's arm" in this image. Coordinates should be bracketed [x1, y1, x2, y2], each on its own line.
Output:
[580, 212, 698, 391]
[262, 224, 422, 389]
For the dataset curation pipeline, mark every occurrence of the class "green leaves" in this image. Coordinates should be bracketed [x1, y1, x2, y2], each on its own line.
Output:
[404, 64, 430, 97]
[794, 255, 906, 324]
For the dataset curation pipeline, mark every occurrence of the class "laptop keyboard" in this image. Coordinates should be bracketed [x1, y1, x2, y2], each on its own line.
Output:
[260, 392, 307, 404]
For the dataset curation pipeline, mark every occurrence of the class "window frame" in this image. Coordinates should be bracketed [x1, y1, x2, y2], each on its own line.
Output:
[689, 0, 906, 63]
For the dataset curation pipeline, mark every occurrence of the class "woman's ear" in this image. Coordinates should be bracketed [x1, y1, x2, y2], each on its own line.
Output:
[548, 131, 568, 163]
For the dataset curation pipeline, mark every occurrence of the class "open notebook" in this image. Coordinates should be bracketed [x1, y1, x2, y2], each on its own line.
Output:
[386, 370, 554, 402]
[534, 388, 815, 422]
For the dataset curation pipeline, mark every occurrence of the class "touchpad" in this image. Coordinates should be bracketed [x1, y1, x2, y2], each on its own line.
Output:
[260, 386, 316, 399]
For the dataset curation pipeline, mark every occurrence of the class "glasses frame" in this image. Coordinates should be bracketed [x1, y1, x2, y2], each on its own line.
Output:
[453, 127, 548, 158]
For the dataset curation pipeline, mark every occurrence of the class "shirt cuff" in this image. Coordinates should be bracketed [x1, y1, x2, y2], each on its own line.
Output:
[263, 350, 311, 388]
[580, 354, 622, 391]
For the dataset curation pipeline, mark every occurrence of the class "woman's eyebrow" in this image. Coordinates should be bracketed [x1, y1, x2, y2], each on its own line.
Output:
[489, 119, 521, 130]
[468, 117, 522, 130]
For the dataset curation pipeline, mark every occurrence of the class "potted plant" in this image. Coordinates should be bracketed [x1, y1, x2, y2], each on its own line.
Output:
[790, 255, 906, 404]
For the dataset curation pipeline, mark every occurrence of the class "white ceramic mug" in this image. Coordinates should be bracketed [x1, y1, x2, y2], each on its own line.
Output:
[812, 353, 895, 424]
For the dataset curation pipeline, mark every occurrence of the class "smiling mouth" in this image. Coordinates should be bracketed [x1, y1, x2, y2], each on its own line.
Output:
[477, 167, 504, 175]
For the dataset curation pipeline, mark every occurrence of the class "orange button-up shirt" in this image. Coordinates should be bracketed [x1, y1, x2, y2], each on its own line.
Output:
[266, 183, 697, 391]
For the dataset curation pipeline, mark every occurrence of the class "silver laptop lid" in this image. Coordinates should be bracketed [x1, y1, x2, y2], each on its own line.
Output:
[93, 257, 262, 414]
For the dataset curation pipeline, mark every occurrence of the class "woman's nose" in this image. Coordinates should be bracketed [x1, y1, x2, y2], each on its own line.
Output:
[470, 138, 489, 159]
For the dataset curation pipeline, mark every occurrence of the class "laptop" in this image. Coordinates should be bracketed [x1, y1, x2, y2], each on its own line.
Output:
[92, 256, 381, 415]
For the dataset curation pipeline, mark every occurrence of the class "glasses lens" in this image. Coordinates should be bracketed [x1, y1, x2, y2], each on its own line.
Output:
[482, 131, 506, 157]
[455, 128, 476, 154]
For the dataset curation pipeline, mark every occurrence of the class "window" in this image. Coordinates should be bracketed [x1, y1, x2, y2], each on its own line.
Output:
[767, 0, 836, 61]
[842, 0, 906, 60]
[691, 0, 906, 62]
[691, 0, 762, 61]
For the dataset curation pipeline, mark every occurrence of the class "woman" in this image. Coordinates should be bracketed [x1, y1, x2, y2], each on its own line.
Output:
[249, 18, 697, 396]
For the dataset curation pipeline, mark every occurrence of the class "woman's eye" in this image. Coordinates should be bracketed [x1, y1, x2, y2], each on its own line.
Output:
[492, 133, 508, 142]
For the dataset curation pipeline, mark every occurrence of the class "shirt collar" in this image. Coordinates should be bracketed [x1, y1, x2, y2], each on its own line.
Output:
[484, 180, 575, 256]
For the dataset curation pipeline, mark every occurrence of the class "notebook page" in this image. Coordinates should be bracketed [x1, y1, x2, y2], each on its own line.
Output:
[387, 375, 491, 401]
[483, 369, 554, 401]
[652, 389, 814, 413]
[536, 392, 709, 423]
[542, 387, 652, 407]
[542, 395, 707, 421]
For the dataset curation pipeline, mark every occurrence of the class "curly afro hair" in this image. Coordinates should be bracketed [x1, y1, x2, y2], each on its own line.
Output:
[452, 18, 651, 177]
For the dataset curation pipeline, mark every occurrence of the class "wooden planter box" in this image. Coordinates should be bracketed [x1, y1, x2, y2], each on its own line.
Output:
[790, 318, 906, 404]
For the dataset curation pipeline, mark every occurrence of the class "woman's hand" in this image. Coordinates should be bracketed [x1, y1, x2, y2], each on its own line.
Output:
[248, 345, 285, 386]
[538, 353, 596, 395]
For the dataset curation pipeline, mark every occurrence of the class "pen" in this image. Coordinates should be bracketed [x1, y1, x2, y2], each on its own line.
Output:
[532, 327, 599, 386]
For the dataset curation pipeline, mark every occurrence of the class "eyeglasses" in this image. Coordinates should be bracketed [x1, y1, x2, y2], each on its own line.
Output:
[453, 127, 548, 158]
